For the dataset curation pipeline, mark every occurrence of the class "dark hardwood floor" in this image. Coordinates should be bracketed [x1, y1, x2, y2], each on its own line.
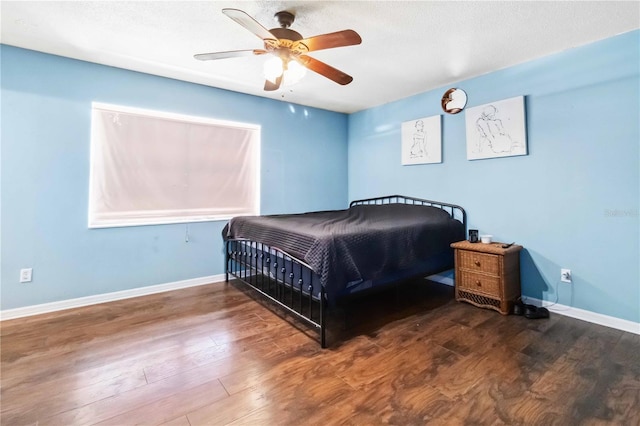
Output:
[1, 279, 638, 425]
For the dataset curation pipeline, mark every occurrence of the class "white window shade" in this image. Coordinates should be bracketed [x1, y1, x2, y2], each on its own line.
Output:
[89, 103, 260, 228]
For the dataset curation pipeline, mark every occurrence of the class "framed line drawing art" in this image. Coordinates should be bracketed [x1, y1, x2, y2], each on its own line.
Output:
[401, 115, 442, 165]
[465, 96, 527, 160]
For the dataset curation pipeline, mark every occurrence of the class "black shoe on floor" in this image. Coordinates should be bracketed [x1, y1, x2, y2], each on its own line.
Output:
[524, 305, 550, 319]
[513, 300, 536, 316]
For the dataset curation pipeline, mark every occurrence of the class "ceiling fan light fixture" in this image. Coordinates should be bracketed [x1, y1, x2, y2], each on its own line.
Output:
[283, 60, 307, 86]
[263, 56, 306, 86]
[263, 56, 283, 83]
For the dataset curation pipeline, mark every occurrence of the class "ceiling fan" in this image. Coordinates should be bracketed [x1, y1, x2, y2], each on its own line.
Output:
[194, 8, 362, 91]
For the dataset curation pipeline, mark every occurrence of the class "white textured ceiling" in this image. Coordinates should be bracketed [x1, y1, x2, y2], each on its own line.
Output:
[1, 1, 638, 113]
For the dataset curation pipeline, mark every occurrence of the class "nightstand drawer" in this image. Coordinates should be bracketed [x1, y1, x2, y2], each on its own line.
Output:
[457, 271, 500, 297]
[459, 251, 500, 275]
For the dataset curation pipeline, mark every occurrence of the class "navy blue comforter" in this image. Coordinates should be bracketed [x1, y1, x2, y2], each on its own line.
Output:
[223, 203, 464, 299]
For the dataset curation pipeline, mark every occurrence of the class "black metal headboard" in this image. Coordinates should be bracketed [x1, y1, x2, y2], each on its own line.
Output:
[349, 194, 467, 232]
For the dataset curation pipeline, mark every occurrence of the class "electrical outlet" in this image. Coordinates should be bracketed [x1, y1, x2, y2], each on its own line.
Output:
[20, 268, 33, 283]
[561, 268, 572, 283]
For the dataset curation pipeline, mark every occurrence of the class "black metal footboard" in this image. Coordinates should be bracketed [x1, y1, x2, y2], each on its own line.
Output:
[226, 239, 327, 347]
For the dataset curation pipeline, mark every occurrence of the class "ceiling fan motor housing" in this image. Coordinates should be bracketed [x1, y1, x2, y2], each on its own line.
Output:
[265, 27, 305, 57]
[269, 28, 303, 42]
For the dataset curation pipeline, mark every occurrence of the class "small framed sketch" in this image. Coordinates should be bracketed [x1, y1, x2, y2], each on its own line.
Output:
[465, 96, 527, 160]
[401, 115, 442, 165]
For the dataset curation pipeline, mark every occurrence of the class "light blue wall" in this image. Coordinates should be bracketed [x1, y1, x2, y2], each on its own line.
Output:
[1, 45, 348, 310]
[3, 31, 639, 324]
[348, 31, 640, 323]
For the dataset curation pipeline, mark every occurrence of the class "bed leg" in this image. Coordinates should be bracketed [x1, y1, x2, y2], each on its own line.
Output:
[224, 241, 230, 283]
[320, 289, 327, 348]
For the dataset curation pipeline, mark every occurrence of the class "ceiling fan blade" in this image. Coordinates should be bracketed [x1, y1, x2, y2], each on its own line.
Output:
[264, 76, 283, 91]
[294, 55, 353, 85]
[222, 8, 277, 41]
[292, 30, 362, 53]
[194, 49, 267, 61]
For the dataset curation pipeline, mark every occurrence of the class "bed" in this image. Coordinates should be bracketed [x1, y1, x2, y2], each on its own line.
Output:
[222, 195, 466, 347]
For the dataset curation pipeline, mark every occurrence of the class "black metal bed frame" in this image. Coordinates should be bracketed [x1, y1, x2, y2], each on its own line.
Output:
[225, 195, 466, 348]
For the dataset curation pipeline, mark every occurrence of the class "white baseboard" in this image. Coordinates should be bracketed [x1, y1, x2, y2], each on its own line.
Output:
[3, 274, 638, 336]
[0, 274, 226, 321]
[526, 297, 640, 335]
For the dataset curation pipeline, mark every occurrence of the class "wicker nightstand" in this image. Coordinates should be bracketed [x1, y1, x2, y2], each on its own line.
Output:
[450, 240, 523, 315]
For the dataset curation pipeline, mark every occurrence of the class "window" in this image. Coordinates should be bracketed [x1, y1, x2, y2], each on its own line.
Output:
[88, 103, 260, 228]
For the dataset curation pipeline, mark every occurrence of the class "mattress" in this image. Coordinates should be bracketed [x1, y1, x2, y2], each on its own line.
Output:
[223, 203, 464, 299]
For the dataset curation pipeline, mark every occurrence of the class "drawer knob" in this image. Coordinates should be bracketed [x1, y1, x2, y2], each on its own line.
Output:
[475, 280, 482, 287]
[474, 260, 481, 266]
